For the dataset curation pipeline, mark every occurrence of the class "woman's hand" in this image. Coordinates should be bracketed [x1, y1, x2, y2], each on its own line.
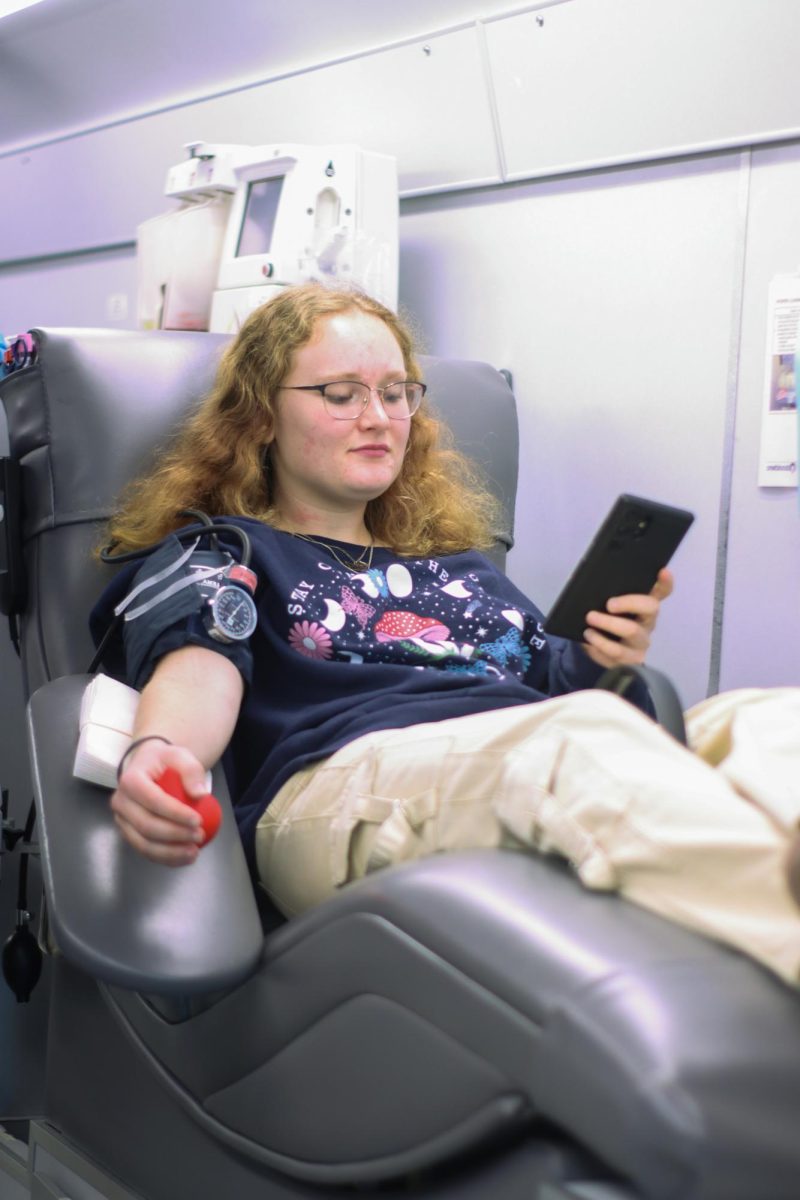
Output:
[581, 568, 674, 669]
[112, 739, 211, 866]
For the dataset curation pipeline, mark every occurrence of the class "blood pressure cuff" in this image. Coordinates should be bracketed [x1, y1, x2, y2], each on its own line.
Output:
[92, 534, 254, 690]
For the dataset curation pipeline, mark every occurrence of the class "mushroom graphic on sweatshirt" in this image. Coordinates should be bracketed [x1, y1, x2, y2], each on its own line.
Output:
[374, 611, 451, 645]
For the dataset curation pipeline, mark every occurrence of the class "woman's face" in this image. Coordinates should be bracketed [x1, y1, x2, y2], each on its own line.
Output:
[268, 310, 411, 528]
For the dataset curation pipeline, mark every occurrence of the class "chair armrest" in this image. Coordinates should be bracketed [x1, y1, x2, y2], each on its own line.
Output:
[595, 664, 687, 744]
[27, 674, 263, 994]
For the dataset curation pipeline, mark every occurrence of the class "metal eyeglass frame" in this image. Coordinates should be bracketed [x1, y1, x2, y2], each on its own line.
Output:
[278, 380, 427, 420]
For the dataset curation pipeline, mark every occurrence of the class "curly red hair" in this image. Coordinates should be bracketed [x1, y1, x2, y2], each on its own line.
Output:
[103, 282, 499, 556]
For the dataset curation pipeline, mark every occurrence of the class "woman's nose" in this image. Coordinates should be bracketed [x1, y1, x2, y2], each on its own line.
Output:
[358, 391, 390, 426]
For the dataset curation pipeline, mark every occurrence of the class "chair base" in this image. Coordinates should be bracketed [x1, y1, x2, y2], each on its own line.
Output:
[41, 957, 622, 1200]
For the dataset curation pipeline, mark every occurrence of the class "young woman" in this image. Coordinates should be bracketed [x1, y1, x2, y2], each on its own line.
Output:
[93, 281, 800, 986]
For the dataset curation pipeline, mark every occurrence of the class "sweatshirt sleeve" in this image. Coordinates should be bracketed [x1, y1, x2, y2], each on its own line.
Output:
[89, 535, 254, 690]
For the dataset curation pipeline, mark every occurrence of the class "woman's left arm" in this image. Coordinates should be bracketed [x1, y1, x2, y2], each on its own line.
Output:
[581, 568, 674, 669]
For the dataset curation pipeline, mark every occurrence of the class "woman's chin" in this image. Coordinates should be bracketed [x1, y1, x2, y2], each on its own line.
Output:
[345, 464, 401, 498]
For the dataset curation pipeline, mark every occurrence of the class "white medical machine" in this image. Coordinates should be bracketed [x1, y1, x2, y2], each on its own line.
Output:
[137, 142, 399, 333]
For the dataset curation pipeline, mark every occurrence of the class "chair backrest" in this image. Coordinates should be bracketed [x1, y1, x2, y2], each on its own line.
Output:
[0, 328, 518, 698]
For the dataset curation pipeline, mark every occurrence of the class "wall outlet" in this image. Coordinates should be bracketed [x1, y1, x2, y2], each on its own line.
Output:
[106, 293, 129, 321]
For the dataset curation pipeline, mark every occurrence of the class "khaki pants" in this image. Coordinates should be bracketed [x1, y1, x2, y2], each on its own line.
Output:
[256, 688, 800, 985]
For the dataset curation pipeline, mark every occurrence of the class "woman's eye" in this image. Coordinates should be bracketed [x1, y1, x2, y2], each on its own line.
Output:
[325, 387, 358, 404]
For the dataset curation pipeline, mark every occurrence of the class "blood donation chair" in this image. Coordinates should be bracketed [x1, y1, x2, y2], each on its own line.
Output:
[2, 327, 800, 1200]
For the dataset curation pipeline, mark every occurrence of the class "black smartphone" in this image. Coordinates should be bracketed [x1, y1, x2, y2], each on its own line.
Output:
[544, 494, 694, 642]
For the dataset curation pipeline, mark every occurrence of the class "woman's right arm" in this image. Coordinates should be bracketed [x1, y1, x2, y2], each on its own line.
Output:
[111, 645, 244, 866]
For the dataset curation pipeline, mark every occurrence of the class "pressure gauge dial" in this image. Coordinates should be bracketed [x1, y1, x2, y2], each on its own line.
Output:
[205, 585, 258, 643]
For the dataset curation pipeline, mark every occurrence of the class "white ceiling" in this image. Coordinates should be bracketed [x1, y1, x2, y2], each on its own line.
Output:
[0, 0, 529, 155]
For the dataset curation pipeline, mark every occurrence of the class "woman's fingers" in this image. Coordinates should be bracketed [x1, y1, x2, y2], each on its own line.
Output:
[111, 742, 208, 865]
[113, 812, 201, 866]
[582, 566, 676, 666]
[582, 604, 654, 666]
[110, 784, 203, 840]
[582, 624, 649, 667]
[604, 568, 674, 626]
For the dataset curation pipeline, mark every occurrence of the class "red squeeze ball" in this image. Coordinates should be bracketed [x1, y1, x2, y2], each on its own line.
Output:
[156, 767, 222, 845]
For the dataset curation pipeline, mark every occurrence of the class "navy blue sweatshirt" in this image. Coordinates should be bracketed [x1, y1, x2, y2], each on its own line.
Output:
[92, 519, 621, 871]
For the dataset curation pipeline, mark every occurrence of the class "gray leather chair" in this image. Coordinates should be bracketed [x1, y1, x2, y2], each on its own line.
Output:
[2, 328, 800, 1200]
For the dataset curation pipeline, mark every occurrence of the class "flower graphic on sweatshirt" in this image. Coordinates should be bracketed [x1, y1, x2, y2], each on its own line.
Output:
[288, 620, 334, 660]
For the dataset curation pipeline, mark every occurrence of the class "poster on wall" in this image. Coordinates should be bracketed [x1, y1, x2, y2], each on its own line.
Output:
[758, 276, 798, 490]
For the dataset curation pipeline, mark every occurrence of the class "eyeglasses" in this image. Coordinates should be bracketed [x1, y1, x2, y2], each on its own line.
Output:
[279, 380, 426, 420]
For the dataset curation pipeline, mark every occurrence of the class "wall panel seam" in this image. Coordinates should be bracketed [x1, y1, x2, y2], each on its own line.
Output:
[707, 148, 752, 698]
[476, 20, 509, 183]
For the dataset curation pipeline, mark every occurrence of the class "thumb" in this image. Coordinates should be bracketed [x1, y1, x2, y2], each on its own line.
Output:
[180, 763, 213, 800]
[157, 757, 210, 802]
[651, 567, 674, 601]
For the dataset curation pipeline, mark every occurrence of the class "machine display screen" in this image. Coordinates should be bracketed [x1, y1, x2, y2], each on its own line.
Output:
[236, 177, 285, 257]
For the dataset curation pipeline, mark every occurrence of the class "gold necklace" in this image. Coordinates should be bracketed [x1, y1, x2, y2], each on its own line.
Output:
[292, 533, 375, 572]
